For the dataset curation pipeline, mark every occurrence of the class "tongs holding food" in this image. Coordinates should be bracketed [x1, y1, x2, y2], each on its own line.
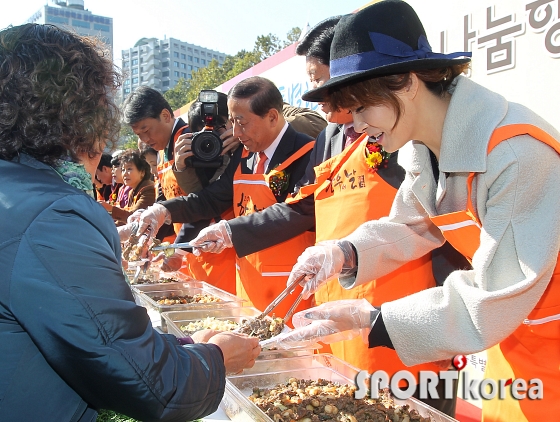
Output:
[132, 260, 150, 284]
[258, 274, 306, 322]
[150, 241, 213, 256]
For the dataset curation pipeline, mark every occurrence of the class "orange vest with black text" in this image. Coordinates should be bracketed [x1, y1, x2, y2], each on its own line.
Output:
[300, 135, 439, 377]
[233, 142, 315, 319]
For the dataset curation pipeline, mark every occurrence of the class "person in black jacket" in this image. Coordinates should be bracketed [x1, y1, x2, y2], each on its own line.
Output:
[133, 76, 314, 245]
[0, 23, 259, 422]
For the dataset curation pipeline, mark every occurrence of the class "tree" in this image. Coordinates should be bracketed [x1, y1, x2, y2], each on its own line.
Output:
[284, 27, 302, 47]
[164, 29, 301, 112]
[118, 124, 138, 150]
[224, 50, 260, 80]
[186, 59, 230, 103]
[164, 78, 191, 111]
[254, 33, 283, 61]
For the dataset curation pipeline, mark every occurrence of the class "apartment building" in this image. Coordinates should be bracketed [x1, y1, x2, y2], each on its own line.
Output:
[121, 37, 227, 97]
[26, 0, 113, 57]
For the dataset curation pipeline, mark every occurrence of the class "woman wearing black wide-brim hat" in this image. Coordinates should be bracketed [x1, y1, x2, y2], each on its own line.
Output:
[268, 1, 560, 420]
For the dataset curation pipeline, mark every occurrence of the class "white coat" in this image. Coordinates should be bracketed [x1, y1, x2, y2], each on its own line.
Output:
[341, 75, 560, 366]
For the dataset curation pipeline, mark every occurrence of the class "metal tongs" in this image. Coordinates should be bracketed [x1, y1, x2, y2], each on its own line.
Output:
[258, 274, 306, 322]
[151, 241, 211, 251]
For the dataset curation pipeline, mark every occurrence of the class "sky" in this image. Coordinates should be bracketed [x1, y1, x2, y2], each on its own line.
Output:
[2, 0, 371, 60]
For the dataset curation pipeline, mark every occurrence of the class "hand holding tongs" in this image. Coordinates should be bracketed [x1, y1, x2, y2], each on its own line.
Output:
[258, 274, 306, 322]
[150, 241, 212, 252]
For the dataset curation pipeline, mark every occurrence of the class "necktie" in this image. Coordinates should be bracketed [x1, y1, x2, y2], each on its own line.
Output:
[255, 151, 268, 174]
[344, 126, 361, 149]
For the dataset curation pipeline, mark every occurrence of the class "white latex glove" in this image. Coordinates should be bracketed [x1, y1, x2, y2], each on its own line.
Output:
[261, 299, 377, 350]
[286, 241, 346, 300]
[293, 298, 375, 331]
[260, 320, 355, 350]
[126, 208, 145, 225]
[190, 220, 233, 256]
[136, 203, 171, 235]
[117, 222, 134, 242]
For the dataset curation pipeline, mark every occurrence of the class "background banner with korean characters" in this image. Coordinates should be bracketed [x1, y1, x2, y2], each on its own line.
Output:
[404, 0, 559, 131]
[205, 0, 560, 133]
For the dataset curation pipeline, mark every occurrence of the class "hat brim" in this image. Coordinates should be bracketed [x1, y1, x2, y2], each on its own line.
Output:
[302, 56, 471, 103]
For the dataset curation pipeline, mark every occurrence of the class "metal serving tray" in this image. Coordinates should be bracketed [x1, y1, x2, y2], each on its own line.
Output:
[124, 267, 193, 286]
[162, 307, 319, 361]
[133, 281, 244, 330]
[222, 354, 458, 422]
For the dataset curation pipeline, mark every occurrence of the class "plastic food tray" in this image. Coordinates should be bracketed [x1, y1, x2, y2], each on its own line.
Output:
[133, 281, 244, 330]
[222, 354, 458, 422]
[162, 307, 319, 361]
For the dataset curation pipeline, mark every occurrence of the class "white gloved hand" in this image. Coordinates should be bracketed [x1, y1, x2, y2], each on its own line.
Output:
[260, 320, 355, 350]
[136, 203, 171, 235]
[126, 208, 145, 225]
[293, 298, 375, 331]
[286, 241, 346, 300]
[190, 220, 233, 256]
[117, 222, 135, 242]
[260, 299, 377, 350]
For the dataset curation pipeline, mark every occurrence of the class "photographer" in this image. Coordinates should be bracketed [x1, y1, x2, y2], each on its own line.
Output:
[170, 92, 239, 293]
[121, 88, 240, 285]
[134, 76, 316, 317]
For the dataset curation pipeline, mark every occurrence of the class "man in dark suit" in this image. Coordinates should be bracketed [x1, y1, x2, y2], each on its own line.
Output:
[135, 76, 313, 244]
[189, 16, 367, 256]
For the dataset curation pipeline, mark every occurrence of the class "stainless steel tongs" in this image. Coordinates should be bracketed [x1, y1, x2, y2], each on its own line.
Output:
[258, 274, 306, 322]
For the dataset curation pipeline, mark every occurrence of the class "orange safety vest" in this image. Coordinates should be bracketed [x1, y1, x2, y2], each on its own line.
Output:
[307, 135, 438, 377]
[157, 126, 236, 294]
[233, 142, 315, 319]
[157, 126, 189, 237]
[429, 124, 560, 422]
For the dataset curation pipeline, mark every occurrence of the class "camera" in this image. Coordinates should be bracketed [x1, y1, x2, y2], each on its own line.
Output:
[188, 90, 224, 169]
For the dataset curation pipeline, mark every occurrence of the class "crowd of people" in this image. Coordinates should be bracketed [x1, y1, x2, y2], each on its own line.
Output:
[1, 1, 558, 421]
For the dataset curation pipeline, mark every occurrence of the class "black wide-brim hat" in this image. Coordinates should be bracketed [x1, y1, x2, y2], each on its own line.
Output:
[302, 0, 471, 103]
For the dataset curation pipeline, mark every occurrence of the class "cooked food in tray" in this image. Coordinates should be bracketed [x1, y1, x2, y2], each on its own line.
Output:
[158, 276, 183, 283]
[237, 315, 285, 341]
[122, 234, 161, 262]
[181, 317, 240, 334]
[249, 378, 430, 422]
[178, 315, 285, 341]
[153, 293, 221, 305]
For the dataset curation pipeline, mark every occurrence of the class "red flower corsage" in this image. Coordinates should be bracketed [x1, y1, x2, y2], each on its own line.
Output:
[365, 141, 390, 173]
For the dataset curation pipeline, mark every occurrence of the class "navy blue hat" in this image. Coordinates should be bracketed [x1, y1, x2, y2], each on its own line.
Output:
[302, 0, 471, 102]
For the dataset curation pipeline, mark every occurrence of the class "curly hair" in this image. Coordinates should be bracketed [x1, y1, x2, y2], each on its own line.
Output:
[0, 24, 122, 166]
[327, 64, 470, 128]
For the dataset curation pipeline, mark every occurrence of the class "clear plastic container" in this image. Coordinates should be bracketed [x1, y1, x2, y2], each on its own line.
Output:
[133, 281, 244, 330]
[222, 354, 458, 422]
[162, 307, 320, 361]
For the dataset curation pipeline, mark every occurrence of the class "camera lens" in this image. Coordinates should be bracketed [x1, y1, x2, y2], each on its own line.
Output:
[191, 130, 222, 162]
